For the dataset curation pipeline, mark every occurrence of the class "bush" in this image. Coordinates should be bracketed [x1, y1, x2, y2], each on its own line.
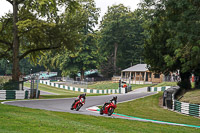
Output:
[1, 80, 23, 90]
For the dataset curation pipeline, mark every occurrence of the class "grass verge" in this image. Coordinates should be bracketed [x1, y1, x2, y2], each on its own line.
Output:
[27, 81, 151, 91]
[24, 83, 104, 99]
[86, 81, 151, 90]
[0, 100, 198, 133]
[153, 82, 178, 87]
[131, 84, 152, 90]
[87, 81, 119, 89]
[180, 89, 200, 104]
[115, 92, 200, 126]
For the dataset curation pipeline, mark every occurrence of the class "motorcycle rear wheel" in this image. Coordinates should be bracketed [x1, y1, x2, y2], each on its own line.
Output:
[108, 107, 114, 116]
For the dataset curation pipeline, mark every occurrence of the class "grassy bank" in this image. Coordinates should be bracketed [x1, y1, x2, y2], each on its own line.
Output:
[153, 82, 178, 87]
[87, 81, 119, 89]
[0, 100, 198, 133]
[24, 83, 104, 99]
[115, 92, 200, 126]
[83, 81, 151, 90]
[28, 81, 151, 91]
[180, 89, 200, 104]
[131, 84, 151, 90]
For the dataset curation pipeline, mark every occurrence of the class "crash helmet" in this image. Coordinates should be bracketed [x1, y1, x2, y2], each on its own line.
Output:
[113, 96, 117, 101]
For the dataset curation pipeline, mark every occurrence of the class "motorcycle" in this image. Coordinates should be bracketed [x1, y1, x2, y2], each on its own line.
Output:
[100, 100, 117, 116]
[71, 98, 85, 111]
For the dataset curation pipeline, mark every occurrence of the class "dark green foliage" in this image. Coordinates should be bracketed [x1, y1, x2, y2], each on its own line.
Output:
[0, 59, 11, 75]
[99, 4, 145, 77]
[39, 0, 100, 80]
[0, 0, 84, 81]
[141, 0, 200, 90]
[1, 80, 22, 90]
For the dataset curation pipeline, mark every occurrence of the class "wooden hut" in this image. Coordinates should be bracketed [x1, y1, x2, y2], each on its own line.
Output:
[121, 64, 163, 84]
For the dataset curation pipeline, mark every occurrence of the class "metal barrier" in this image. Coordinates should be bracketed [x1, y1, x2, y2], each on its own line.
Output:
[174, 100, 200, 117]
[0, 90, 29, 100]
[40, 80, 127, 94]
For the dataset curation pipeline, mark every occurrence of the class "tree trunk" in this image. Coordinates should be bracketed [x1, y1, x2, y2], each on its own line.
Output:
[12, 0, 20, 81]
[113, 43, 118, 75]
[81, 69, 84, 81]
[178, 72, 191, 91]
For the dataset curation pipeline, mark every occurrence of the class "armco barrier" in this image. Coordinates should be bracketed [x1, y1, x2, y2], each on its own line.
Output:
[40, 80, 127, 94]
[0, 90, 29, 100]
[174, 100, 200, 117]
[148, 86, 171, 92]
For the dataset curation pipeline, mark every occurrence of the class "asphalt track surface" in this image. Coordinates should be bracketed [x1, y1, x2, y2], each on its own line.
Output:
[3, 91, 200, 128]
[3, 92, 155, 116]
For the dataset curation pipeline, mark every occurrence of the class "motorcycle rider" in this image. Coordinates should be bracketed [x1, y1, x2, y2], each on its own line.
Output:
[72, 93, 86, 107]
[102, 96, 117, 110]
[79, 93, 86, 102]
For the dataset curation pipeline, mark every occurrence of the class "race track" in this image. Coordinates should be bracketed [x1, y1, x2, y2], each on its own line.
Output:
[3, 91, 156, 117]
[3, 90, 200, 128]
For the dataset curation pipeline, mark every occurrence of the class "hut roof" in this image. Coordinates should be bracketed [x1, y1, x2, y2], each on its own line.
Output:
[122, 64, 148, 72]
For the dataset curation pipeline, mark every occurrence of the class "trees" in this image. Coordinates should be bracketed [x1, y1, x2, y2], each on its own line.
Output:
[99, 4, 130, 75]
[141, 0, 200, 90]
[99, 4, 145, 77]
[39, 0, 100, 80]
[50, 33, 99, 80]
[0, 0, 85, 81]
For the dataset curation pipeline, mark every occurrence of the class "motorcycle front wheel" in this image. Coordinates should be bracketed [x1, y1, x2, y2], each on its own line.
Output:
[76, 103, 82, 111]
[100, 108, 103, 115]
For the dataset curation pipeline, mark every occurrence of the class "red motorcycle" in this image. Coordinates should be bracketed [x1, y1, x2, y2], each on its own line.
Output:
[100, 96, 117, 116]
[71, 98, 85, 111]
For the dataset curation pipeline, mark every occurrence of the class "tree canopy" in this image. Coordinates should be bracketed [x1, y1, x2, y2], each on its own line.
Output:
[39, 0, 100, 80]
[140, 0, 200, 90]
[0, 0, 87, 81]
[99, 4, 145, 77]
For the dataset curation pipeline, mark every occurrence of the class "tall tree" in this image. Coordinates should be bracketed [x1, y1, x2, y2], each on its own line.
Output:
[99, 4, 145, 77]
[141, 0, 200, 90]
[116, 10, 145, 68]
[100, 4, 130, 75]
[39, 0, 100, 80]
[0, 0, 84, 82]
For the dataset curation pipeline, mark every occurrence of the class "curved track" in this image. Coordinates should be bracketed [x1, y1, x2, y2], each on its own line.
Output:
[3, 91, 200, 128]
[3, 91, 155, 117]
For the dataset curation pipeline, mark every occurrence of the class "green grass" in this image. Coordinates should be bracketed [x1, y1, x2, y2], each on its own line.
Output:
[87, 81, 152, 90]
[180, 89, 200, 104]
[87, 81, 119, 89]
[33, 81, 151, 92]
[0, 101, 198, 133]
[153, 82, 178, 87]
[131, 84, 152, 90]
[115, 92, 200, 126]
[24, 83, 104, 99]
